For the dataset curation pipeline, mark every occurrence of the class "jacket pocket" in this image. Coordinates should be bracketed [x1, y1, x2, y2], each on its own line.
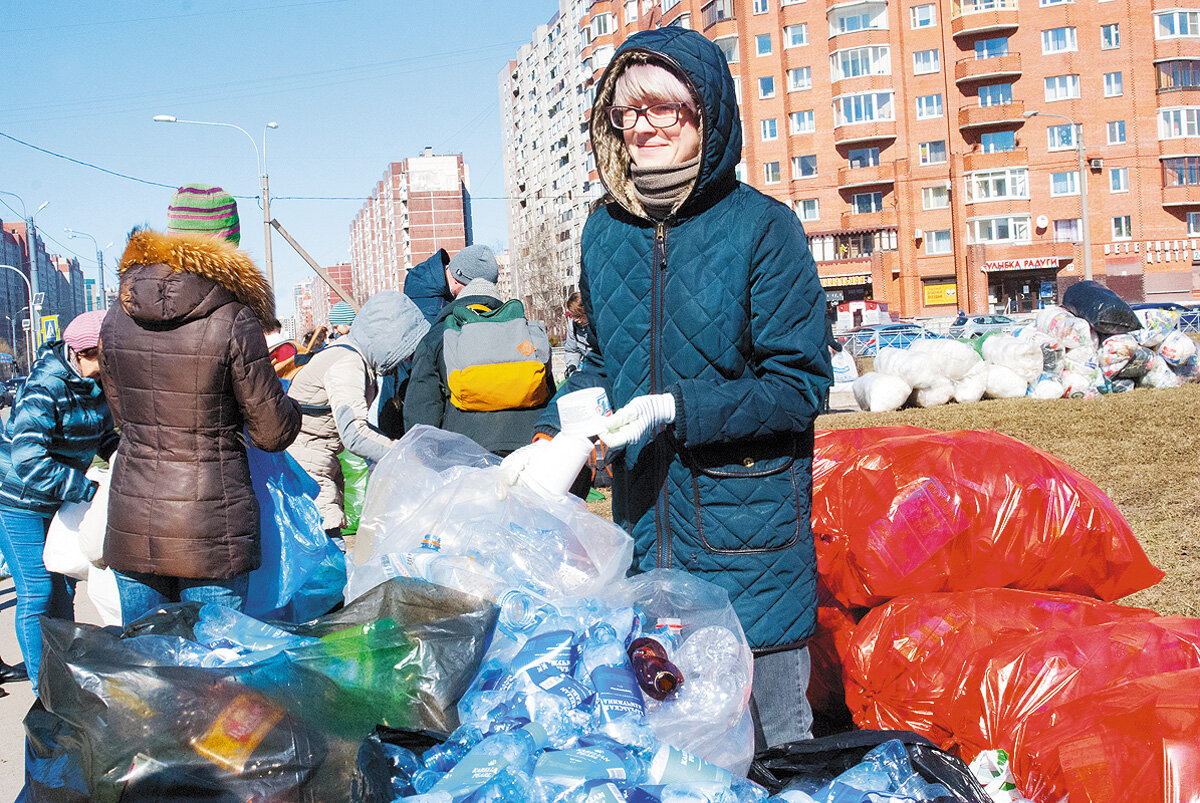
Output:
[682, 436, 803, 555]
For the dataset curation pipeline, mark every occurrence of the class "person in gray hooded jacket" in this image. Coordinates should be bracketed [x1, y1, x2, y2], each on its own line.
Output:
[286, 290, 429, 536]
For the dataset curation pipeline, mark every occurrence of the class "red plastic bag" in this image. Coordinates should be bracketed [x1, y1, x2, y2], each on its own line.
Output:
[1012, 667, 1200, 803]
[842, 589, 1157, 749]
[812, 426, 932, 488]
[811, 428, 1163, 608]
[944, 616, 1200, 761]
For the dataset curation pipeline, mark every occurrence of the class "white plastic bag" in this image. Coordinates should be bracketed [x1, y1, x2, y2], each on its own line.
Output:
[852, 372, 911, 413]
[953, 361, 988, 404]
[1158, 330, 1198, 367]
[830, 350, 858, 388]
[86, 564, 123, 626]
[1028, 376, 1066, 400]
[44, 465, 112, 580]
[982, 334, 1043, 384]
[874, 347, 938, 389]
[909, 338, 982, 382]
[1098, 334, 1139, 379]
[1139, 352, 1184, 388]
[911, 375, 954, 407]
[1133, 309, 1180, 348]
[984, 364, 1028, 399]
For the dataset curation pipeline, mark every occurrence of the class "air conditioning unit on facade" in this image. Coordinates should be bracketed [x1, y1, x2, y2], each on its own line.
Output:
[1089, 158, 1103, 170]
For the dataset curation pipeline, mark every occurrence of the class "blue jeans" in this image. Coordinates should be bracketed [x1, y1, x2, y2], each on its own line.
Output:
[0, 506, 75, 694]
[114, 570, 249, 625]
[751, 646, 814, 748]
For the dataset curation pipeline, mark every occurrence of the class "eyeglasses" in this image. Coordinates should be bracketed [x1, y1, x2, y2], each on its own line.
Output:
[606, 102, 688, 130]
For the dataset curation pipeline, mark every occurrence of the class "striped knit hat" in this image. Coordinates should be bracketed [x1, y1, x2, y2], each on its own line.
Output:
[166, 183, 240, 245]
[63, 310, 107, 353]
[328, 301, 357, 326]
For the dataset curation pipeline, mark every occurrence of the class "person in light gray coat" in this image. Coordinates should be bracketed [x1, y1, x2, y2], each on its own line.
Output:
[286, 291, 429, 534]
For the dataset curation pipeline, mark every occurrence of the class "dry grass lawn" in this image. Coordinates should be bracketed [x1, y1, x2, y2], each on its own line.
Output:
[587, 383, 1200, 617]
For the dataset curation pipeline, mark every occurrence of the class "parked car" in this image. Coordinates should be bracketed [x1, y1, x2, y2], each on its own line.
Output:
[839, 323, 942, 357]
[0, 376, 27, 408]
[948, 314, 1016, 339]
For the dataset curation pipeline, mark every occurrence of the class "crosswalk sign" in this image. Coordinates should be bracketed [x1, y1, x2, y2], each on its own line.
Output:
[40, 315, 60, 346]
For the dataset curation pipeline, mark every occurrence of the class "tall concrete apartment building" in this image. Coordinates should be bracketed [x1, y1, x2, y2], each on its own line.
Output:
[309, 261, 357, 330]
[349, 149, 473, 301]
[574, 0, 1200, 316]
[500, 0, 601, 335]
[294, 279, 315, 335]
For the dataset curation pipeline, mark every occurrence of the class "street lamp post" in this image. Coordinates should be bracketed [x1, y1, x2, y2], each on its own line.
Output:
[1, 265, 37, 371]
[153, 115, 279, 287]
[65, 228, 114, 311]
[1024, 110, 1092, 281]
[0, 191, 49, 320]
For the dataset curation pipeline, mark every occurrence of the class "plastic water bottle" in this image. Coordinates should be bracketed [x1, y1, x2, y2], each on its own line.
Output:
[422, 725, 485, 772]
[427, 723, 548, 799]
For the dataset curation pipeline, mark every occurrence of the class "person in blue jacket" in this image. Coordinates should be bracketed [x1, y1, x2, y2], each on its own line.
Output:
[0, 311, 117, 693]
[534, 28, 832, 747]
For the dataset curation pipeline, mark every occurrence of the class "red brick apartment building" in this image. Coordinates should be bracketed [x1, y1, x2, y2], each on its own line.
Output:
[348, 148, 472, 300]
[580, 0, 1200, 316]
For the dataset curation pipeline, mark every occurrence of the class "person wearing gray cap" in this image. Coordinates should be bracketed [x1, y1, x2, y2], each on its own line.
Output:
[403, 245, 555, 456]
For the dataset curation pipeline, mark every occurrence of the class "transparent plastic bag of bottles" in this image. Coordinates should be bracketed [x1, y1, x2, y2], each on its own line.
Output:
[346, 425, 633, 605]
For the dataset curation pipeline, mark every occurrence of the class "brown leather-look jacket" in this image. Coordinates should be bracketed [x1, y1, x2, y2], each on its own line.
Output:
[100, 229, 301, 579]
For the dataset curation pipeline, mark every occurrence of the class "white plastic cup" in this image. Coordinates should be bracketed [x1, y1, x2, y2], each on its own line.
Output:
[556, 387, 613, 438]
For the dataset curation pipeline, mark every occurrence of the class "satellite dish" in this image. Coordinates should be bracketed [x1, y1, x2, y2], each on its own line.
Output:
[1036, 215, 1049, 229]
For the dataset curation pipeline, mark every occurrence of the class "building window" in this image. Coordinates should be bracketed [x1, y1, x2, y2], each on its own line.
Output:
[756, 33, 772, 56]
[663, 0, 681, 10]
[781, 0, 804, 5]
[735, 161, 747, 182]
[792, 154, 818, 177]
[764, 161, 782, 183]
[1040, 0, 1071, 6]
[759, 75, 776, 98]
[830, 46, 891, 79]
[829, 3, 887, 35]
[1101, 23, 1120, 49]
[834, 91, 895, 125]
[1156, 10, 1200, 39]
[1045, 74, 1081, 102]
[1104, 72, 1123, 97]
[1047, 123, 1081, 151]
[851, 191, 884, 213]
[789, 109, 815, 133]
[592, 13, 612, 37]
[1189, 212, 1200, 235]
[981, 130, 1017, 153]
[1107, 120, 1126, 144]
[1050, 171, 1079, 196]
[1157, 60, 1200, 92]
[922, 185, 950, 209]
[848, 146, 881, 167]
[1112, 215, 1132, 239]
[1110, 167, 1129, 192]
[978, 83, 1012, 106]
[913, 49, 940, 75]
[761, 118, 779, 140]
[920, 140, 947, 164]
[625, 0, 639, 22]
[796, 199, 820, 221]
[787, 67, 813, 91]
[911, 3, 936, 27]
[1041, 27, 1078, 54]
[927, 229, 953, 254]
[754, 0, 769, 11]
[1054, 219, 1081, 242]
[784, 24, 808, 47]
[916, 94, 943, 119]
[969, 215, 1032, 244]
[975, 37, 1009, 59]
[1159, 107, 1200, 138]
[809, 229, 897, 261]
[714, 35, 739, 64]
[701, 0, 735, 27]
[965, 167, 1029, 202]
[1162, 156, 1200, 186]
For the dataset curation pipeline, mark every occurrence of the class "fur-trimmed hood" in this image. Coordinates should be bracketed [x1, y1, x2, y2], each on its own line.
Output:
[118, 229, 275, 327]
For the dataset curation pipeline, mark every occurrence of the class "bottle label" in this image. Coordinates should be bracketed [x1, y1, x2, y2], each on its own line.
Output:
[647, 743, 733, 787]
[497, 630, 577, 691]
[430, 754, 508, 796]
[584, 781, 627, 803]
[527, 663, 592, 708]
[591, 665, 646, 720]
[535, 747, 627, 782]
[191, 693, 285, 774]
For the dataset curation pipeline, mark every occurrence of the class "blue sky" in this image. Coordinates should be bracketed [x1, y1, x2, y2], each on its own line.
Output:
[1, 0, 557, 317]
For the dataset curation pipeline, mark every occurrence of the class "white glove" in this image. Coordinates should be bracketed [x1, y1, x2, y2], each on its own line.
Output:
[599, 393, 676, 450]
[498, 440, 550, 486]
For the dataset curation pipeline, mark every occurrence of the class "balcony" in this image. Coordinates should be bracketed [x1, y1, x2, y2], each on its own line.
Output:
[963, 147, 1028, 172]
[951, 0, 1019, 38]
[701, 0, 735, 30]
[1159, 137, 1200, 159]
[1154, 37, 1200, 63]
[1163, 184, 1200, 207]
[837, 163, 895, 189]
[833, 119, 897, 145]
[958, 100, 1025, 130]
[955, 52, 1022, 85]
[841, 209, 899, 229]
[830, 72, 895, 97]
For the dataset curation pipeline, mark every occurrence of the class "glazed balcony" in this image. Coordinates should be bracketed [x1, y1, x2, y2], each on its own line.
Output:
[951, 0, 1019, 38]
[955, 52, 1022, 85]
[958, 99, 1025, 130]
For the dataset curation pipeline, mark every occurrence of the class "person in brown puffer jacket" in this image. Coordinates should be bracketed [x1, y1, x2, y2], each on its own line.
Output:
[99, 184, 301, 624]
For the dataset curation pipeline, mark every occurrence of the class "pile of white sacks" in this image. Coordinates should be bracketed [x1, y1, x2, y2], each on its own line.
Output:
[852, 307, 1199, 413]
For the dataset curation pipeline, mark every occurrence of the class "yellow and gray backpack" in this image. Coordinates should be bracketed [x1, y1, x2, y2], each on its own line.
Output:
[443, 299, 552, 411]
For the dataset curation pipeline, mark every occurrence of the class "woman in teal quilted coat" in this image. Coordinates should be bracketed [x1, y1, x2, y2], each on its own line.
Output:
[538, 27, 832, 747]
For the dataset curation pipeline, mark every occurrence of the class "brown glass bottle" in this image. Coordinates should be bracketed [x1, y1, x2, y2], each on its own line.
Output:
[628, 637, 684, 701]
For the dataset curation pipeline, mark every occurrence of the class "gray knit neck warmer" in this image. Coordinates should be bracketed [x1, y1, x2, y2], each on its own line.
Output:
[630, 155, 701, 220]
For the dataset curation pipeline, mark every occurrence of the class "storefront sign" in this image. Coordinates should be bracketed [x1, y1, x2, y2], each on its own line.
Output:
[820, 273, 871, 288]
[923, 283, 958, 306]
[980, 256, 1064, 272]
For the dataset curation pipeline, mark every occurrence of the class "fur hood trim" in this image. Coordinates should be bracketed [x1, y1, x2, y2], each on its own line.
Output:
[119, 229, 275, 326]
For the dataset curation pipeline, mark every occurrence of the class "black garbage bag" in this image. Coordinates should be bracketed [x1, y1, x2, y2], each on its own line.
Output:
[352, 726, 447, 803]
[1061, 280, 1141, 335]
[749, 729, 991, 803]
[28, 578, 497, 803]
